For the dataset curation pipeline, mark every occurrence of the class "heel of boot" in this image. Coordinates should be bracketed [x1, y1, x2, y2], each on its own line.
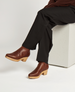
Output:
[21, 57, 28, 62]
[42, 69, 48, 75]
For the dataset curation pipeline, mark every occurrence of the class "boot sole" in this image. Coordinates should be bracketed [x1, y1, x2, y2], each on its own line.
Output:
[28, 69, 48, 79]
[5, 56, 28, 62]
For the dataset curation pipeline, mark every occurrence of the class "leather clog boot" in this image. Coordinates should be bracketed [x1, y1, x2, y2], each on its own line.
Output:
[5, 46, 30, 62]
[28, 61, 49, 79]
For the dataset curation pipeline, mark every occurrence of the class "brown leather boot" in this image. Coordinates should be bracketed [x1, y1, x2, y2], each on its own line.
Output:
[5, 46, 30, 62]
[28, 61, 49, 79]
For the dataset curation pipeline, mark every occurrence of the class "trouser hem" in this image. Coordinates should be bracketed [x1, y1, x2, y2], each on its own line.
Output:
[36, 58, 48, 64]
[22, 44, 36, 50]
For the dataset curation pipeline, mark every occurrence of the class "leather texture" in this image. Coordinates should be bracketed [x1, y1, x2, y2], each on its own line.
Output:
[5, 46, 30, 59]
[28, 61, 49, 78]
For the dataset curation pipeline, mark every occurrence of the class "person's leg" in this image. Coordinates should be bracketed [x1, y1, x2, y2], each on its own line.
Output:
[22, 9, 51, 50]
[36, 23, 54, 64]
[5, 7, 52, 62]
[6, 6, 75, 63]
[22, 6, 75, 64]
[28, 6, 75, 79]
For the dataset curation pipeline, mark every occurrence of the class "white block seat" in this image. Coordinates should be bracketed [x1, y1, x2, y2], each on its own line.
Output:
[48, 23, 75, 68]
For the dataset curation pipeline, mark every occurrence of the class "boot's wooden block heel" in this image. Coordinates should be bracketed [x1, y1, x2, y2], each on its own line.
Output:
[42, 69, 48, 75]
[21, 57, 28, 62]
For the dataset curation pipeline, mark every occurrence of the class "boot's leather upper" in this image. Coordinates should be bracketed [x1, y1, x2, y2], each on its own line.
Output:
[28, 61, 49, 77]
[6, 46, 30, 59]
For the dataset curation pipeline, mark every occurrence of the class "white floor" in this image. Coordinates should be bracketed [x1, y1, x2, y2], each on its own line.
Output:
[0, 46, 75, 92]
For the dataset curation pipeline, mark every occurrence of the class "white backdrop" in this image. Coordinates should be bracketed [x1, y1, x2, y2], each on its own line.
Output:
[0, 0, 49, 68]
[0, 0, 48, 47]
[1, 1, 75, 92]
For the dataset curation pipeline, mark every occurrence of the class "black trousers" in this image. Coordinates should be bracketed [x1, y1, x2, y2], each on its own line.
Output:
[22, 5, 75, 64]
